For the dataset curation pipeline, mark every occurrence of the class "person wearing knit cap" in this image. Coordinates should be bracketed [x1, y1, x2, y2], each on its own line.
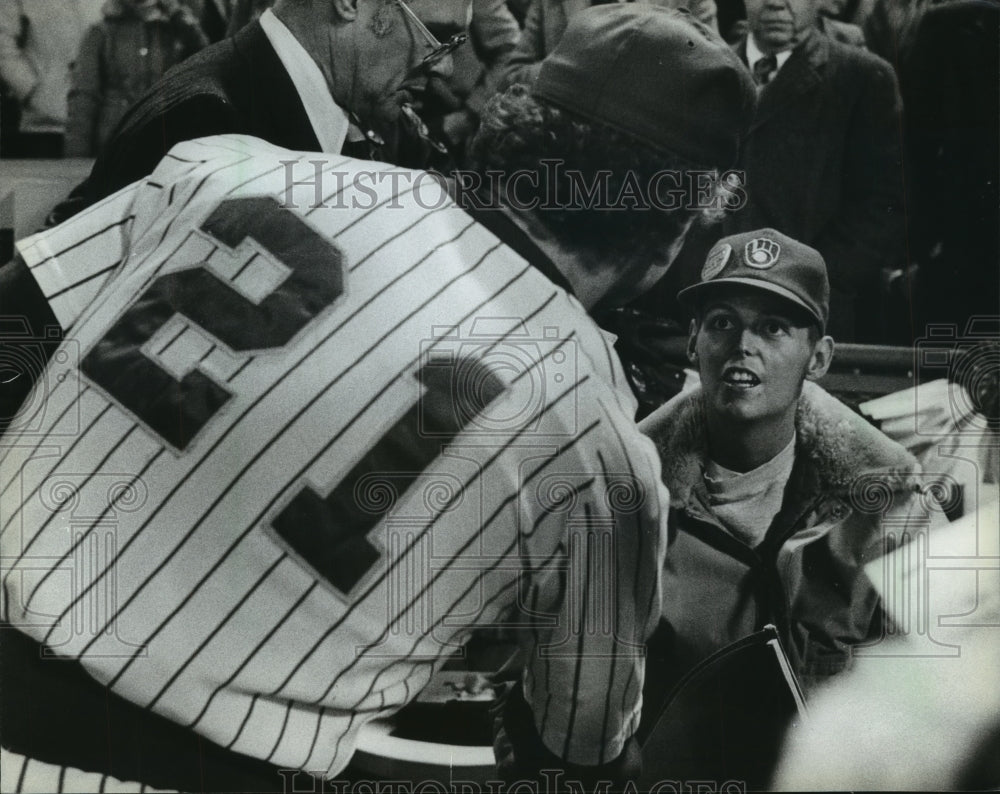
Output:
[469, 3, 755, 315]
[498, 0, 720, 90]
[467, 7, 753, 785]
[639, 229, 945, 715]
[0, 4, 754, 791]
[46, 0, 461, 224]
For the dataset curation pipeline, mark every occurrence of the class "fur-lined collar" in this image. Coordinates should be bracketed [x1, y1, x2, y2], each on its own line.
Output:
[639, 381, 920, 506]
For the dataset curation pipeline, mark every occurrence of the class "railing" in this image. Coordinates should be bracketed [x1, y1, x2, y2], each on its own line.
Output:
[606, 309, 1000, 417]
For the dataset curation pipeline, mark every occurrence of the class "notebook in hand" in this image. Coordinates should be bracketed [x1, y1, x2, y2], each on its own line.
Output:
[640, 625, 808, 791]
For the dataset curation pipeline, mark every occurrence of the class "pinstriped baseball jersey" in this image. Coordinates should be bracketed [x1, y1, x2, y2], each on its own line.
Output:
[0, 747, 176, 793]
[1, 134, 668, 776]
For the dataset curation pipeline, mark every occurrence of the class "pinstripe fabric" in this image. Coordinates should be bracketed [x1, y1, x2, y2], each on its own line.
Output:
[0, 747, 175, 793]
[1, 135, 668, 776]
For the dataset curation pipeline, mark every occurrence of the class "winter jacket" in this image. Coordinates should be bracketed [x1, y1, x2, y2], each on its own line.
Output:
[65, 0, 208, 157]
[639, 381, 946, 691]
[0, 0, 103, 134]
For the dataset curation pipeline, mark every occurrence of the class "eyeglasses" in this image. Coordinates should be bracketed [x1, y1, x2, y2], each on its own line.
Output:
[394, 0, 468, 66]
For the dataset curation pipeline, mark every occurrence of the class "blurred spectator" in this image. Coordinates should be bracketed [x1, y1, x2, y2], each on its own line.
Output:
[412, 0, 520, 163]
[0, 0, 103, 157]
[500, 0, 719, 89]
[773, 500, 1000, 790]
[862, 0, 930, 64]
[901, 0, 999, 335]
[724, 1, 867, 44]
[65, 0, 209, 158]
[717, 0, 748, 41]
[51, 0, 455, 219]
[648, 0, 905, 342]
[848, 0, 998, 339]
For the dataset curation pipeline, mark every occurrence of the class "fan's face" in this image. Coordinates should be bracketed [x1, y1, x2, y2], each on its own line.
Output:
[691, 288, 820, 427]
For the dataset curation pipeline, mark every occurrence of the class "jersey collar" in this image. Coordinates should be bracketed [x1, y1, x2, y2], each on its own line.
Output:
[460, 201, 577, 297]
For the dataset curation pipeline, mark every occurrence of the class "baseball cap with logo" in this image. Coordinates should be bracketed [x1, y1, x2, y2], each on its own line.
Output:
[677, 228, 830, 329]
[532, 4, 756, 168]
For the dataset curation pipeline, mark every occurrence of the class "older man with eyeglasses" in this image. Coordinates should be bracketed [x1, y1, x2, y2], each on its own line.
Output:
[51, 0, 460, 223]
[0, 5, 758, 792]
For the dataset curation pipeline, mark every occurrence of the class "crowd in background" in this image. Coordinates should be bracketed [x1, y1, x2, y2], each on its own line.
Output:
[0, 0, 522, 160]
[0, 0, 997, 345]
[0, 4, 996, 790]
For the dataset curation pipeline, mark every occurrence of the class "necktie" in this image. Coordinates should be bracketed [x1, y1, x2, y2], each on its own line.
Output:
[753, 53, 778, 87]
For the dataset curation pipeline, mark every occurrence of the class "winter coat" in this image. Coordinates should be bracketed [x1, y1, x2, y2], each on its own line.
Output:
[734, 30, 903, 341]
[639, 381, 947, 690]
[648, 29, 904, 341]
[65, 0, 208, 157]
[0, 0, 103, 134]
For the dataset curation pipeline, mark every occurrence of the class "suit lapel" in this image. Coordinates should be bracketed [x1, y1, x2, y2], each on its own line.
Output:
[230, 21, 323, 152]
[748, 30, 827, 132]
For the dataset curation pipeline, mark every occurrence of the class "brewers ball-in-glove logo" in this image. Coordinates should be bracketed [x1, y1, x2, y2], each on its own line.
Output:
[702, 243, 732, 280]
[744, 237, 781, 269]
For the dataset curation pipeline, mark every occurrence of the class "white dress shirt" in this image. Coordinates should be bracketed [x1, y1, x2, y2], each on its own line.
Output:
[747, 32, 793, 78]
[258, 9, 366, 153]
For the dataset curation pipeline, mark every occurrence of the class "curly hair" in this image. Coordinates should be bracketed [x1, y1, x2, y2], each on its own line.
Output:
[468, 84, 707, 272]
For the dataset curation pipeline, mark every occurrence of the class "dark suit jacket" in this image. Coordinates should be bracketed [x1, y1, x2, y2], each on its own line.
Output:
[77, 20, 321, 205]
[902, 0, 999, 330]
[57, 19, 441, 221]
[636, 29, 903, 341]
[731, 30, 904, 339]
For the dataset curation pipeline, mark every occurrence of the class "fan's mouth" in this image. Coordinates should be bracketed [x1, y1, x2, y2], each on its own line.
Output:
[722, 366, 761, 388]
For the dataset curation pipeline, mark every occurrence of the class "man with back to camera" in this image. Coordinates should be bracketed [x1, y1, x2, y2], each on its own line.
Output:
[0, 5, 756, 791]
[639, 228, 945, 701]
